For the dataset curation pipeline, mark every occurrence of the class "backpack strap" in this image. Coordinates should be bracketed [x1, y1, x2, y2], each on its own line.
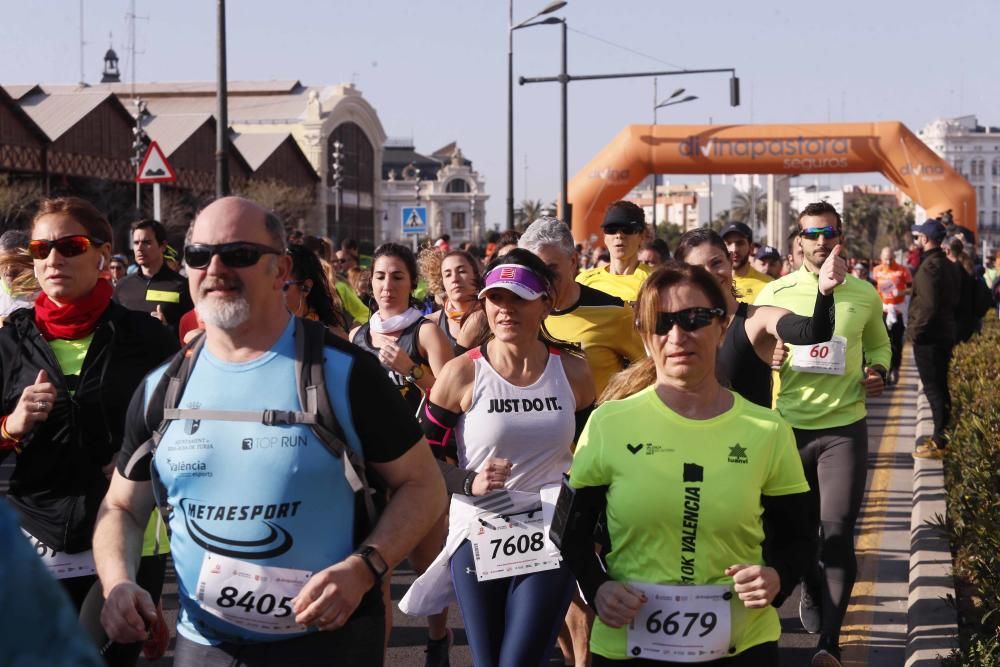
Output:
[122, 333, 206, 480]
[294, 318, 377, 526]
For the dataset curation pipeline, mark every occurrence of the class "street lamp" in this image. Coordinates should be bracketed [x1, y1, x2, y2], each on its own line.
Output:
[330, 140, 345, 240]
[508, 0, 567, 230]
[651, 81, 697, 233]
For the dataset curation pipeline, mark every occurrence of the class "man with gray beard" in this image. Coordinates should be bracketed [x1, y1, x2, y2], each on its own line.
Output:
[94, 197, 446, 666]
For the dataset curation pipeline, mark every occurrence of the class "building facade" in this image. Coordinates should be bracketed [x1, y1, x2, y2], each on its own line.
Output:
[381, 140, 487, 245]
[919, 115, 1000, 246]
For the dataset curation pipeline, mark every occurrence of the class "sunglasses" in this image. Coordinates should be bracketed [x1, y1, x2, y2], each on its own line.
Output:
[282, 280, 305, 292]
[28, 235, 103, 260]
[184, 242, 282, 269]
[654, 307, 725, 334]
[603, 224, 643, 236]
[799, 226, 839, 240]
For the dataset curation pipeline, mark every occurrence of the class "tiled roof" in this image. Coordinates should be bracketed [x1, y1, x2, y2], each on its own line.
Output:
[18, 90, 120, 141]
[231, 132, 293, 170]
[143, 113, 213, 156]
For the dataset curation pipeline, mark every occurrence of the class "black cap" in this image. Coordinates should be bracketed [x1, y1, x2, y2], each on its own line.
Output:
[602, 205, 645, 230]
[754, 244, 780, 261]
[720, 222, 753, 241]
[911, 219, 947, 243]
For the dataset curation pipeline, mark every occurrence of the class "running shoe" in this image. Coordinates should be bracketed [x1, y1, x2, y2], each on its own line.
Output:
[424, 628, 452, 667]
[913, 440, 946, 460]
[812, 648, 842, 667]
[799, 585, 822, 634]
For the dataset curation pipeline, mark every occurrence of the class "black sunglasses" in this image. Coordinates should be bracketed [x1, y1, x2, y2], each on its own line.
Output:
[654, 307, 725, 334]
[799, 226, 840, 240]
[184, 242, 282, 269]
[603, 224, 643, 236]
[28, 235, 104, 260]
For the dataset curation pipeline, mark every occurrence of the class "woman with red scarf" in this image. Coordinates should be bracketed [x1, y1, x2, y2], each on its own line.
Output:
[0, 197, 178, 663]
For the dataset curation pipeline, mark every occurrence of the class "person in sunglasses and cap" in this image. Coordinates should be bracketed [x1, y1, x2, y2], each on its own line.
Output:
[114, 219, 193, 335]
[754, 201, 891, 667]
[0, 197, 179, 660]
[562, 261, 811, 666]
[96, 196, 446, 666]
[576, 201, 652, 303]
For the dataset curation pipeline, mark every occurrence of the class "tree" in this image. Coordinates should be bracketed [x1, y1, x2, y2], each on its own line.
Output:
[843, 194, 914, 262]
[238, 179, 318, 233]
[515, 199, 544, 230]
[709, 209, 731, 233]
[0, 175, 44, 233]
[730, 186, 768, 232]
[842, 194, 882, 261]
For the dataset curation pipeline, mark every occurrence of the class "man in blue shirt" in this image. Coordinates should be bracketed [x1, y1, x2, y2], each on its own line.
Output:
[93, 197, 446, 666]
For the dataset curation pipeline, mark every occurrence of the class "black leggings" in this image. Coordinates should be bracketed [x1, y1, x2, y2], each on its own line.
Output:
[793, 419, 869, 647]
[591, 640, 779, 666]
[173, 612, 384, 667]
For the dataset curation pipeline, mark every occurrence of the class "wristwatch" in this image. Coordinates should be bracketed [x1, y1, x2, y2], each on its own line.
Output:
[405, 364, 425, 383]
[354, 545, 389, 585]
[870, 366, 888, 384]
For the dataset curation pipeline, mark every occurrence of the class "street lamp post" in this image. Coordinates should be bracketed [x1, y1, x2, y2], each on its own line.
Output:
[507, 0, 567, 230]
[521, 66, 738, 236]
[651, 81, 697, 235]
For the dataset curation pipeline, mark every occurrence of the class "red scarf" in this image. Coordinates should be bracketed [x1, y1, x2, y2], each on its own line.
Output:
[34, 279, 113, 341]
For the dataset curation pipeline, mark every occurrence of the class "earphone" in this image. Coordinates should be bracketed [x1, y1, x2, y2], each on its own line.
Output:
[98, 257, 106, 271]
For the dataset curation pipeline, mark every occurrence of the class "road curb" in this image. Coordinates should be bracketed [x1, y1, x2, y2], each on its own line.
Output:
[905, 387, 959, 666]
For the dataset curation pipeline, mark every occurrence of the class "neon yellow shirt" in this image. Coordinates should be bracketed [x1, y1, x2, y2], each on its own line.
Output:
[755, 266, 891, 430]
[544, 285, 646, 396]
[570, 387, 808, 659]
[49, 336, 93, 393]
[335, 280, 370, 326]
[733, 266, 773, 304]
[576, 263, 652, 303]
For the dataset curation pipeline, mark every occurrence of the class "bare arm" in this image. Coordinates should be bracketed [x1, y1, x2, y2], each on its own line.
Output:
[92, 471, 159, 642]
[94, 472, 157, 595]
[419, 321, 455, 378]
[292, 439, 448, 630]
[365, 438, 448, 569]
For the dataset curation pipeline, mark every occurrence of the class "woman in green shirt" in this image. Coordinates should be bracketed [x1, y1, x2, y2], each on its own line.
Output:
[562, 262, 812, 666]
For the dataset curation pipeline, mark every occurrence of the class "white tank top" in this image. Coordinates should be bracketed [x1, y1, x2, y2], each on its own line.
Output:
[457, 345, 577, 494]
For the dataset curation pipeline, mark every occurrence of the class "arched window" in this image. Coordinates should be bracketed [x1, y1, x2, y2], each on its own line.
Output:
[445, 179, 470, 193]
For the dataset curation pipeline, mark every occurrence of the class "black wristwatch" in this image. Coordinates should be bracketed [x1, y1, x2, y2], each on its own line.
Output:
[354, 545, 389, 585]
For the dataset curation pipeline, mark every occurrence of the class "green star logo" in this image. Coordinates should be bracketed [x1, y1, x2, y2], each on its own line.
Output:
[727, 443, 748, 464]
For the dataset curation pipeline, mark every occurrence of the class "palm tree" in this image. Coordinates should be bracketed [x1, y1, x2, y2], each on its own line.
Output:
[731, 186, 768, 235]
[515, 199, 544, 230]
[843, 194, 878, 261]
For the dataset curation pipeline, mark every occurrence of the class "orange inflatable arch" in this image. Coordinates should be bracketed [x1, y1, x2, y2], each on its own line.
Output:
[567, 121, 976, 242]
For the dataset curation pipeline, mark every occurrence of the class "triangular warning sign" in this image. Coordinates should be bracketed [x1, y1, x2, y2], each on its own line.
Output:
[136, 141, 177, 183]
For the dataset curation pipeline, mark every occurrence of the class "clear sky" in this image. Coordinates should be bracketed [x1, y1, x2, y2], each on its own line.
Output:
[1, 0, 997, 226]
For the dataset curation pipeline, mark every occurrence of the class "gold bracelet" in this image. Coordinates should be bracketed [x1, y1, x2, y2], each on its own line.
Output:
[1, 416, 21, 443]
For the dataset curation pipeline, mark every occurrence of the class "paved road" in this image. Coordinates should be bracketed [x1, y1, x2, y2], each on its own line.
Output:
[133, 361, 915, 667]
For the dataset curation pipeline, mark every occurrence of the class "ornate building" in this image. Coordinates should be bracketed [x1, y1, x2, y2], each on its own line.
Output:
[381, 139, 488, 245]
[920, 115, 1000, 246]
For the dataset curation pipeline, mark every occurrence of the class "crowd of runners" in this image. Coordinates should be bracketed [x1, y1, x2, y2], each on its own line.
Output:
[0, 193, 994, 667]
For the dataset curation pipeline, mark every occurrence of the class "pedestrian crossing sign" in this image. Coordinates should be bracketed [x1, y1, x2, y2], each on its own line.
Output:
[402, 207, 427, 235]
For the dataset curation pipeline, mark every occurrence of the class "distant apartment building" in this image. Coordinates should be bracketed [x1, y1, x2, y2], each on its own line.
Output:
[919, 115, 1000, 246]
[626, 179, 737, 231]
[789, 183, 905, 219]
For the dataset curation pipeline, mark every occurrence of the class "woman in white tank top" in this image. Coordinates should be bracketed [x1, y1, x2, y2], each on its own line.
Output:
[402, 249, 595, 667]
